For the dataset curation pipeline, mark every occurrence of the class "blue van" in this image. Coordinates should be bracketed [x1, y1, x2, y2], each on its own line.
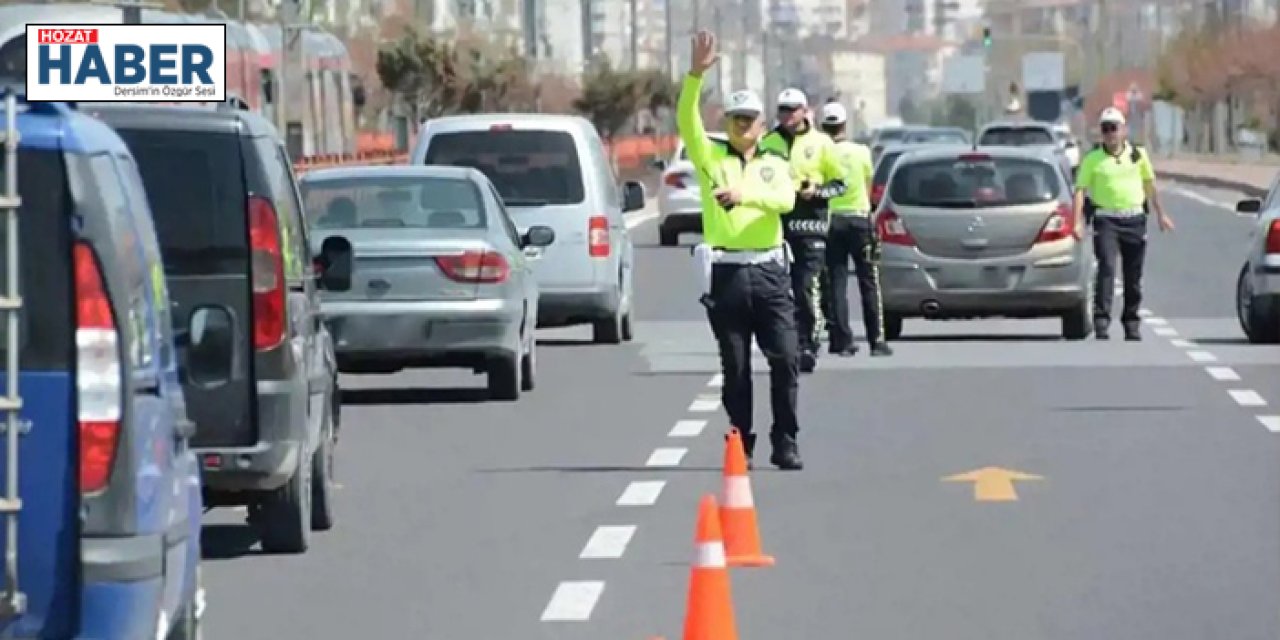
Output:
[0, 88, 216, 638]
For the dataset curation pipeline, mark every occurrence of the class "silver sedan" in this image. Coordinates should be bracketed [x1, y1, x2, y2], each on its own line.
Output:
[300, 165, 555, 401]
[1235, 178, 1280, 343]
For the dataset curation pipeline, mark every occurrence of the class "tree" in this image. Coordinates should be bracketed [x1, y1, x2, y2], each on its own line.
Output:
[574, 57, 677, 138]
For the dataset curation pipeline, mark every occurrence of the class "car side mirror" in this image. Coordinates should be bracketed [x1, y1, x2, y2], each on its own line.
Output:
[650, 157, 667, 171]
[622, 181, 646, 213]
[315, 236, 353, 291]
[1236, 198, 1263, 214]
[182, 305, 236, 386]
[522, 225, 556, 248]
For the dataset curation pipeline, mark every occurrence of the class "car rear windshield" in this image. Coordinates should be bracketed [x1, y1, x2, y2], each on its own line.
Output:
[904, 130, 968, 145]
[889, 155, 1061, 208]
[302, 176, 486, 230]
[876, 129, 906, 143]
[978, 127, 1054, 146]
[423, 130, 585, 206]
[112, 129, 248, 274]
[0, 149, 72, 369]
[873, 151, 905, 184]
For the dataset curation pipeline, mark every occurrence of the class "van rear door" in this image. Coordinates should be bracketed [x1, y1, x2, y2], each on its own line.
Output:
[0, 145, 80, 638]
[112, 128, 257, 448]
[422, 128, 596, 290]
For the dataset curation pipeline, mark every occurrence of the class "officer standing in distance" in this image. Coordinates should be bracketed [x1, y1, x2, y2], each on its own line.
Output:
[819, 102, 892, 357]
[761, 88, 848, 374]
[677, 30, 804, 470]
[1073, 107, 1175, 341]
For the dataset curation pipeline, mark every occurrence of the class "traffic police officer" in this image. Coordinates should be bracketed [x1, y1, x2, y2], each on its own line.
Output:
[761, 88, 847, 374]
[678, 30, 804, 470]
[1073, 106, 1175, 340]
[818, 102, 893, 357]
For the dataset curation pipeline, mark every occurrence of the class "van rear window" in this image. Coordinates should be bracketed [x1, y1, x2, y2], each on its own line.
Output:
[423, 130, 585, 206]
[0, 150, 72, 369]
[113, 129, 248, 274]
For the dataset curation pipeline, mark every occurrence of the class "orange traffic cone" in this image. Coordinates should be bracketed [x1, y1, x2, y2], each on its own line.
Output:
[682, 494, 739, 640]
[721, 429, 775, 567]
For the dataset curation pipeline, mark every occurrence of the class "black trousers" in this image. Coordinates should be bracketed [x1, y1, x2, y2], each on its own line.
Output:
[706, 260, 800, 443]
[1093, 214, 1148, 326]
[826, 215, 884, 348]
[786, 237, 826, 355]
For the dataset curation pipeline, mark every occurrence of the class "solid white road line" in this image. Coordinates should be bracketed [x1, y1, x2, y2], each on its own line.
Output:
[541, 581, 605, 621]
[1257, 416, 1280, 433]
[708, 373, 723, 387]
[646, 447, 687, 467]
[1229, 390, 1268, 407]
[1206, 366, 1242, 381]
[1142, 317, 1169, 326]
[617, 480, 666, 506]
[1170, 338, 1195, 348]
[1154, 327, 1178, 337]
[688, 396, 720, 412]
[668, 419, 707, 437]
[1187, 350, 1218, 362]
[580, 525, 637, 559]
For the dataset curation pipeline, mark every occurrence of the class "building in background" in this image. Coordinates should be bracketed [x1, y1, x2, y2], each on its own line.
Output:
[828, 47, 887, 128]
[857, 33, 955, 121]
[904, 0, 985, 40]
[589, 0, 667, 69]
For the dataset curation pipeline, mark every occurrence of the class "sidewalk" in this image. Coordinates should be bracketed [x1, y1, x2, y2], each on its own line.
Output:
[1156, 154, 1277, 197]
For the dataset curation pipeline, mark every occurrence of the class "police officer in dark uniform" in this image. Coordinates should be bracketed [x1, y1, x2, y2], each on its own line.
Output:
[761, 89, 847, 374]
[678, 30, 804, 470]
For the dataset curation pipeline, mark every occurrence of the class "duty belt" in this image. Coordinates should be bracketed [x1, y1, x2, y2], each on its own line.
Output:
[830, 209, 870, 217]
[710, 246, 787, 265]
[1095, 207, 1146, 217]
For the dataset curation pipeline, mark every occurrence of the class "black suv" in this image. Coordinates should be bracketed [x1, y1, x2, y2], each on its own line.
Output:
[89, 103, 348, 554]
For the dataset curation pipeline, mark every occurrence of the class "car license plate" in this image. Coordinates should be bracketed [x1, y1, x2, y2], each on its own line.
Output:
[938, 265, 1007, 290]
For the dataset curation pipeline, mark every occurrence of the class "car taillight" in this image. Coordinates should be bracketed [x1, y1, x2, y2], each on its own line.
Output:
[664, 172, 691, 189]
[1035, 203, 1075, 244]
[871, 183, 885, 207]
[435, 250, 510, 283]
[249, 195, 286, 351]
[74, 242, 122, 495]
[589, 215, 610, 257]
[876, 209, 915, 246]
[1266, 220, 1280, 255]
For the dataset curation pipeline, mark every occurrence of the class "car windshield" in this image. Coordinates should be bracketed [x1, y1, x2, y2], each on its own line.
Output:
[301, 176, 486, 230]
[889, 155, 1061, 208]
[876, 129, 906, 143]
[904, 130, 968, 145]
[873, 151, 905, 184]
[978, 127, 1054, 146]
[423, 130, 585, 206]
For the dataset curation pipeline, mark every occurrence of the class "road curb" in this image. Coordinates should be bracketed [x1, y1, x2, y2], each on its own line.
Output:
[1160, 170, 1268, 199]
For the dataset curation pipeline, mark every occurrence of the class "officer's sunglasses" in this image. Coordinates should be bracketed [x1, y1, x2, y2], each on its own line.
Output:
[1100, 122, 1119, 134]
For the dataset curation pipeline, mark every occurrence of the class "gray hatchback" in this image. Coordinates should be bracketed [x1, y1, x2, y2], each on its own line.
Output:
[876, 147, 1092, 340]
[300, 166, 555, 401]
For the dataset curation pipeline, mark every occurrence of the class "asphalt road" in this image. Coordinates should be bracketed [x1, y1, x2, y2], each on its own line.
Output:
[198, 182, 1280, 639]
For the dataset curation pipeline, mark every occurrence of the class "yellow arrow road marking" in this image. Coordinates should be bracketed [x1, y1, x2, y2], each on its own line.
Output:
[943, 466, 1043, 502]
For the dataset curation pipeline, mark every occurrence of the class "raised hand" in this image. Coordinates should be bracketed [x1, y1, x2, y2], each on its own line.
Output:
[690, 30, 719, 76]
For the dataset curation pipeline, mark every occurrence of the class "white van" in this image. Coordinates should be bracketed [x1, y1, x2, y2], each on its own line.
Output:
[412, 114, 645, 343]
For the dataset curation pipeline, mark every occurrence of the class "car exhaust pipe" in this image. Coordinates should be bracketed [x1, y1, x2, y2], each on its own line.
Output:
[921, 300, 942, 317]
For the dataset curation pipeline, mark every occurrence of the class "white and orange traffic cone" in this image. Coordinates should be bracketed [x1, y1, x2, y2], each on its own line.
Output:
[681, 494, 739, 640]
[721, 428, 775, 568]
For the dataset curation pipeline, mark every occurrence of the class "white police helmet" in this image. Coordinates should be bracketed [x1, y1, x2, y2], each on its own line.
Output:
[776, 88, 808, 109]
[1099, 107, 1126, 126]
[723, 90, 764, 117]
[820, 102, 848, 125]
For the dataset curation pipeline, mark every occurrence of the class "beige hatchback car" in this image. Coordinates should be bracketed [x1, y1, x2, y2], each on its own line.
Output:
[874, 146, 1092, 340]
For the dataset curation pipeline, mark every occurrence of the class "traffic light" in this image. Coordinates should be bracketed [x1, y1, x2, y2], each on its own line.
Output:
[982, 26, 992, 47]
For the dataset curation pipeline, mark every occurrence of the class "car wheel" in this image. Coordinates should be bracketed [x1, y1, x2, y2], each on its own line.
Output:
[520, 338, 536, 392]
[309, 409, 336, 532]
[620, 309, 634, 342]
[1239, 265, 1280, 344]
[593, 310, 623, 344]
[1061, 297, 1092, 340]
[659, 228, 678, 246]
[257, 451, 312, 554]
[488, 354, 521, 401]
[883, 313, 904, 341]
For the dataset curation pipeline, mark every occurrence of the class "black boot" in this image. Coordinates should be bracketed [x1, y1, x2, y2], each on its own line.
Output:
[1123, 321, 1142, 341]
[770, 435, 804, 470]
[799, 351, 817, 373]
[1094, 319, 1110, 340]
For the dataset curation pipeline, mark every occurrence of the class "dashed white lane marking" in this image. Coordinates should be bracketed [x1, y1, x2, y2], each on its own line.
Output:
[579, 525, 637, 559]
[1229, 390, 1268, 407]
[708, 373, 723, 387]
[1142, 316, 1169, 326]
[1187, 350, 1218, 362]
[688, 396, 720, 412]
[1153, 326, 1178, 337]
[617, 480, 665, 506]
[668, 419, 707, 437]
[646, 447, 687, 467]
[541, 581, 605, 621]
[1170, 338, 1195, 348]
[1206, 366, 1242, 381]
[1138, 308, 1154, 317]
[1257, 416, 1280, 433]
